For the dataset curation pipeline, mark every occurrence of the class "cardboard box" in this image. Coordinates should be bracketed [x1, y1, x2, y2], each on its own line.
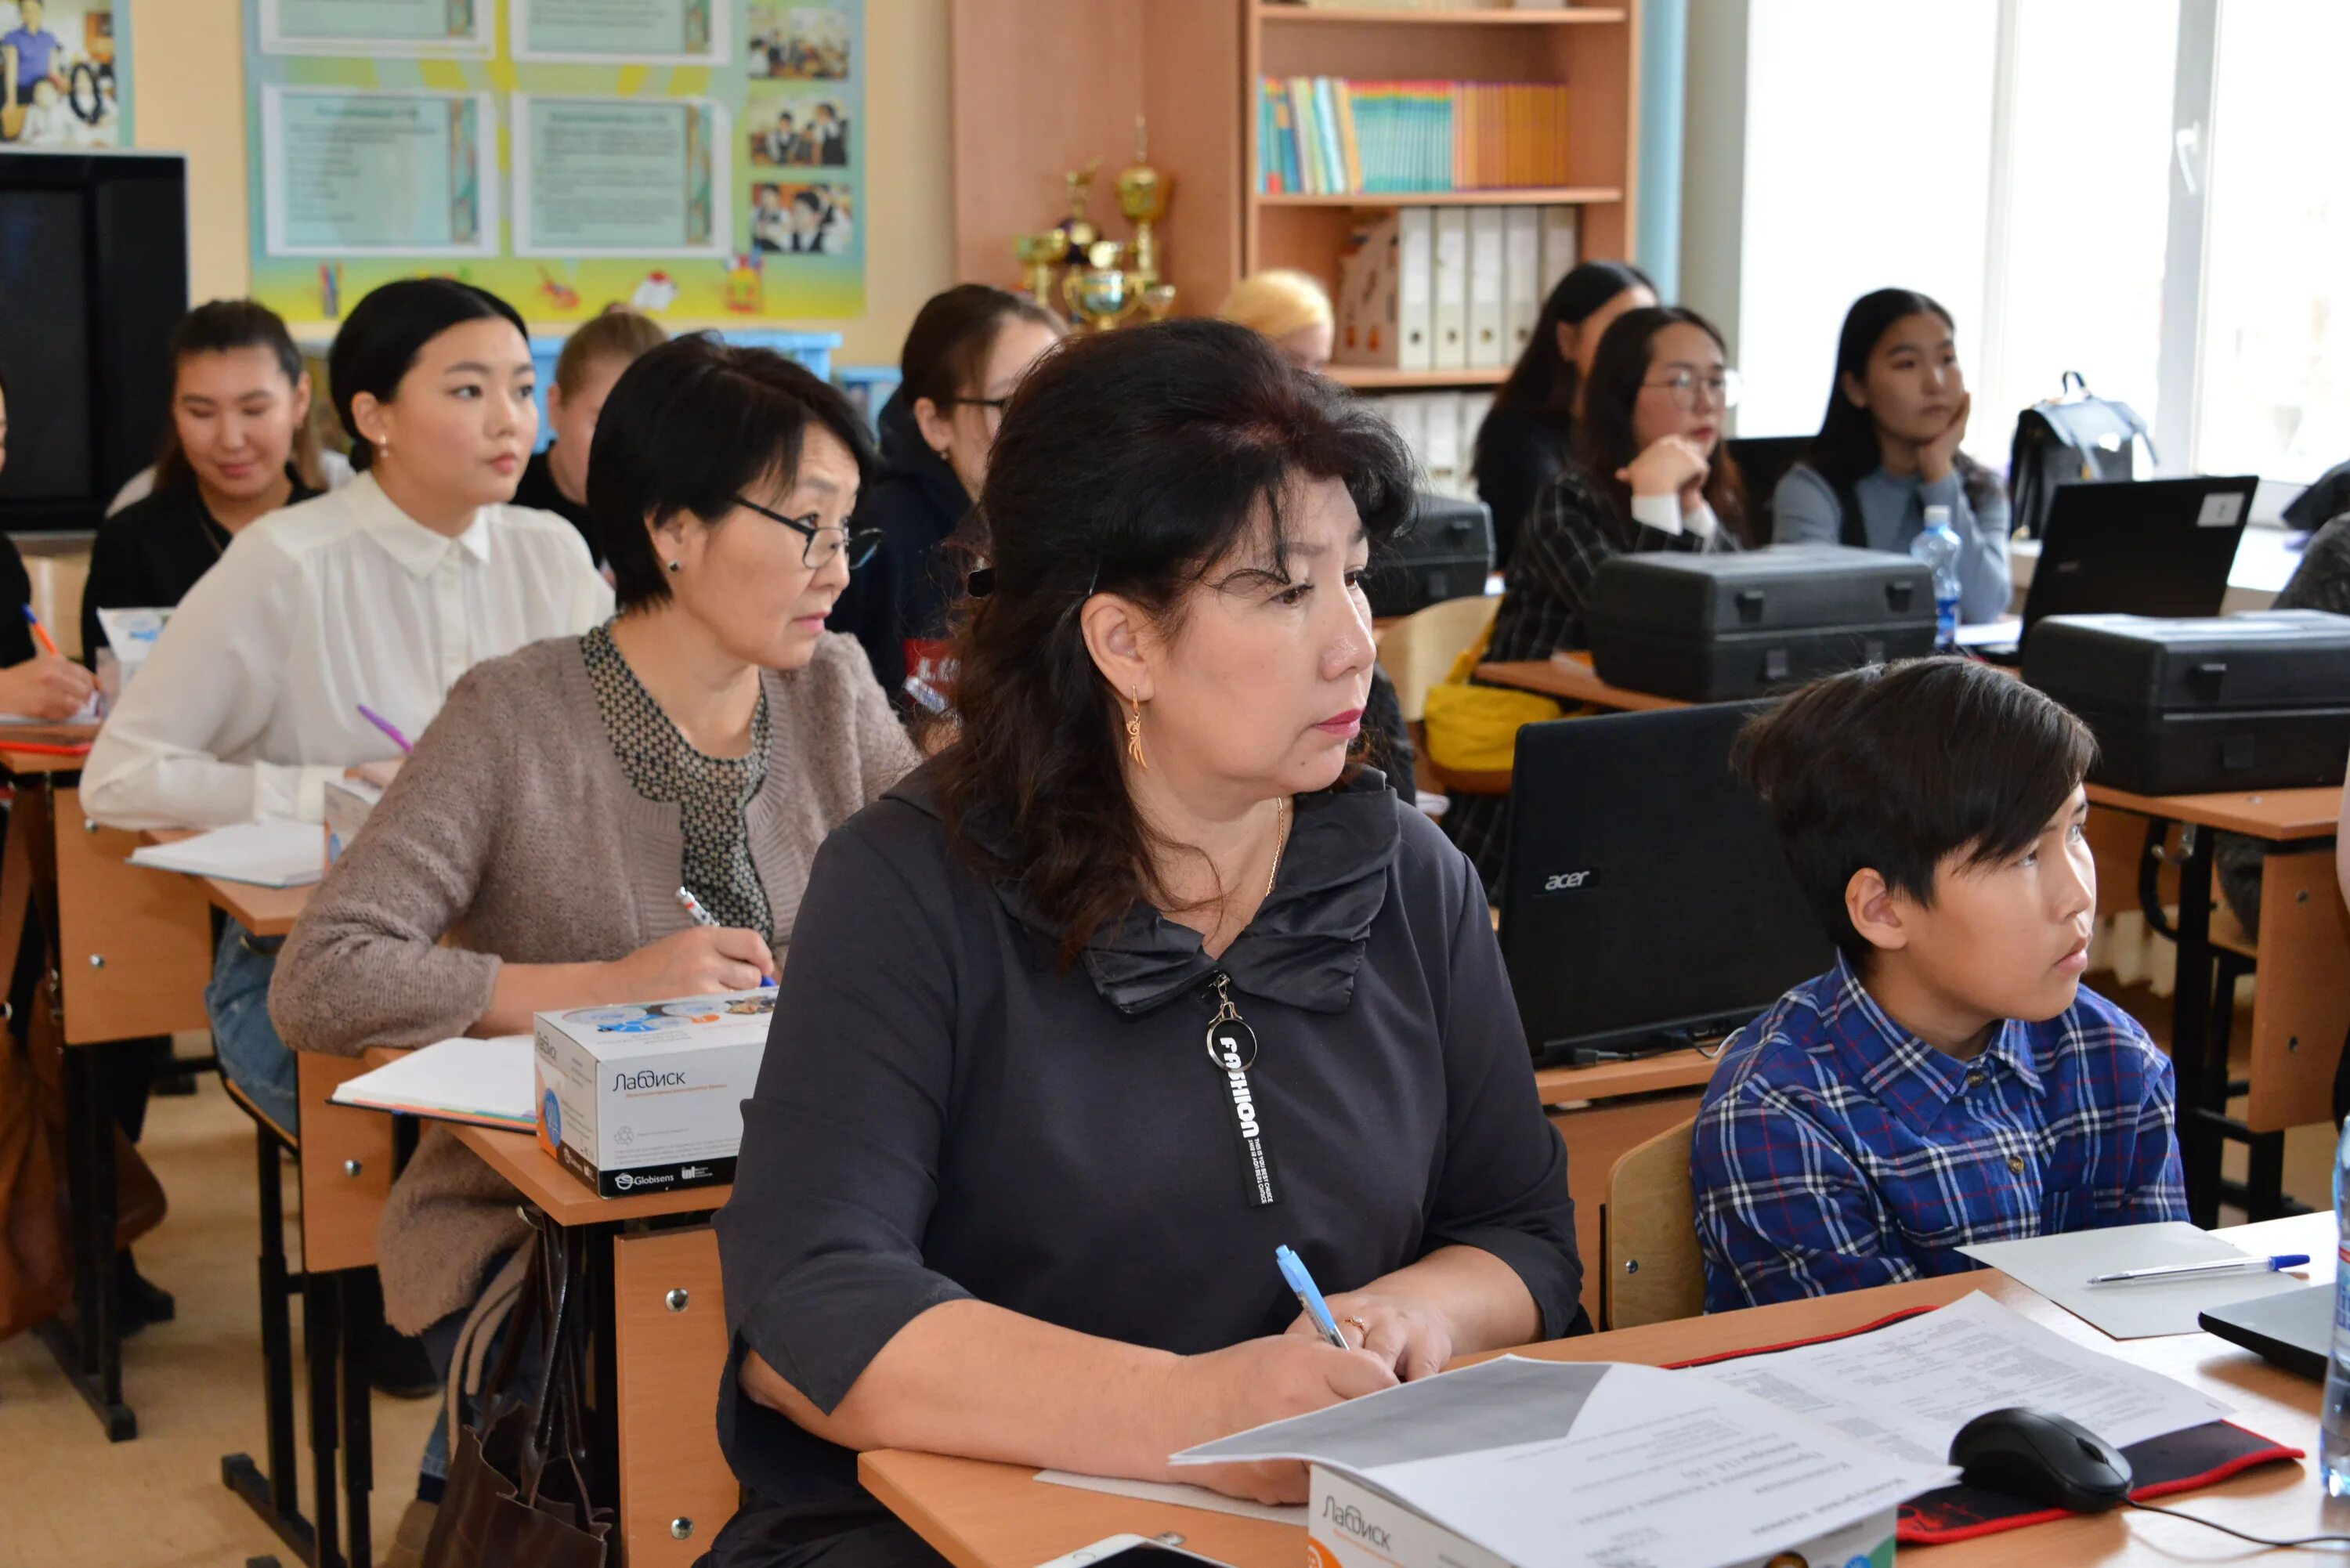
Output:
[1307, 1465, 1898, 1568]
[533, 989, 776, 1197]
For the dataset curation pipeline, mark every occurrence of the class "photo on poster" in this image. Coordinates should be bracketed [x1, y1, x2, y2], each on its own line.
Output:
[745, 89, 848, 170]
[510, 0, 728, 67]
[745, 3, 848, 81]
[512, 94, 730, 258]
[750, 181, 852, 258]
[261, 85, 499, 257]
[259, 0, 494, 58]
[2, 0, 129, 147]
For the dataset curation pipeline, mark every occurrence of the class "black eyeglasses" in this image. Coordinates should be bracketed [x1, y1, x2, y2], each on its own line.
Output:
[731, 494, 881, 570]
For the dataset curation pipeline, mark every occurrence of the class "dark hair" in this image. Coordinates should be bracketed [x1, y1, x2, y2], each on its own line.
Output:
[1732, 658, 2096, 965]
[1574, 305, 1750, 543]
[153, 299, 320, 493]
[898, 283, 1065, 417]
[935, 319, 1415, 963]
[588, 333, 877, 612]
[1477, 261, 1653, 465]
[1803, 287, 2001, 512]
[327, 279, 528, 472]
[552, 305, 666, 399]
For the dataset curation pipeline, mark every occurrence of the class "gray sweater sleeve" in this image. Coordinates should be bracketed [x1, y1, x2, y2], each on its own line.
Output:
[1770, 464, 1842, 547]
[1926, 470, 2015, 624]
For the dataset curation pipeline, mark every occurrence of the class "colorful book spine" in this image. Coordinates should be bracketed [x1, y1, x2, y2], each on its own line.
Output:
[1255, 78, 1572, 196]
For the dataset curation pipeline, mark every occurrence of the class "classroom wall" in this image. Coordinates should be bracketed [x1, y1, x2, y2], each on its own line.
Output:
[1676, 0, 1746, 372]
[126, 0, 955, 368]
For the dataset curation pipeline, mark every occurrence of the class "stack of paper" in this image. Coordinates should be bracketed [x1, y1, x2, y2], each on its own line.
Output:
[331, 1035, 534, 1132]
[129, 822, 325, 888]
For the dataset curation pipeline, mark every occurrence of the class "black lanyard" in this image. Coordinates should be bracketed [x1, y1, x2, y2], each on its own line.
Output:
[1204, 972, 1280, 1208]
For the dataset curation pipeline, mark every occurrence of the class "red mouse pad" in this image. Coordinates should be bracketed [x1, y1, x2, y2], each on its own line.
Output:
[1663, 1305, 2305, 1546]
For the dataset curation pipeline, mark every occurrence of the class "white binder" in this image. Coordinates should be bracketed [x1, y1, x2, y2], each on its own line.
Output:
[1431, 207, 1470, 372]
[1397, 207, 1435, 372]
[1466, 205, 1506, 370]
[1503, 207, 1543, 361]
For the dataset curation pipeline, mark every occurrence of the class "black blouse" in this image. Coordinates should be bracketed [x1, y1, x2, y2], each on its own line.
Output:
[80, 471, 320, 662]
[711, 764, 1584, 1548]
[512, 447, 597, 559]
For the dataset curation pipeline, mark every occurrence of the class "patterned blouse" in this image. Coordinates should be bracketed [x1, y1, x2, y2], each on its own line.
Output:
[580, 623, 775, 941]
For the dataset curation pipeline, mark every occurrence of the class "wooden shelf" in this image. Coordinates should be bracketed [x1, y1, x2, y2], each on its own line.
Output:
[1329, 364, 1506, 388]
[1256, 4, 1629, 23]
[1255, 186, 1624, 208]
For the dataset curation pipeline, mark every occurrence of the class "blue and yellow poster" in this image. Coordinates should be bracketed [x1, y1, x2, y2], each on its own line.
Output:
[242, 0, 862, 326]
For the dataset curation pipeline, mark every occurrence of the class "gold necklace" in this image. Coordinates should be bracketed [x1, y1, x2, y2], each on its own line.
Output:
[1265, 796, 1291, 898]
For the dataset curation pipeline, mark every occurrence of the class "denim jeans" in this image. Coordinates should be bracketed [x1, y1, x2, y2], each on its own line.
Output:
[208, 919, 294, 1132]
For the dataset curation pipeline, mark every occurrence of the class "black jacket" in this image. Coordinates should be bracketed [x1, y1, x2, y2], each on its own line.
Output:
[827, 390, 971, 711]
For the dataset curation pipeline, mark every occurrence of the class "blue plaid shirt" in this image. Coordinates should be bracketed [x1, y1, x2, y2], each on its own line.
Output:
[1691, 955, 2186, 1313]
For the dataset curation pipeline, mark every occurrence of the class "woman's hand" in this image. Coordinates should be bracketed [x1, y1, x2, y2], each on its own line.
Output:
[1160, 1335, 1397, 1503]
[610, 926, 776, 997]
[0, 653, 95, 721]
[1618, 435, 1712, 516]
[1289, 1289, 1455, 1382]
[1918, 392, 1972, 485]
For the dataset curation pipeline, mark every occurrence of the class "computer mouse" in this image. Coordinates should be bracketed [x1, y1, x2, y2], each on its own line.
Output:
[1947, 1406, 2135, 1512]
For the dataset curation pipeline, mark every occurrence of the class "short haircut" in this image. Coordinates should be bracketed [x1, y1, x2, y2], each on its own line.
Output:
[327, 279, 527, 471]
[1731, 658, 2097, 965]
[552, 305, 666, 398]
[1217, 269, 1334, 341]
[588, 333, 877, 612]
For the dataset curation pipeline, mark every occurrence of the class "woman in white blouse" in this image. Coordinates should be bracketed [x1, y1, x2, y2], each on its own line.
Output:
[83, 277, 611, 1135]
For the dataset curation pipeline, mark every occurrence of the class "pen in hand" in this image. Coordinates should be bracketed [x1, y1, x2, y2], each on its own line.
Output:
[356, 703, 413, 755]
[1277, 1245, 1350, 1351]
[675, 886, 777, 988]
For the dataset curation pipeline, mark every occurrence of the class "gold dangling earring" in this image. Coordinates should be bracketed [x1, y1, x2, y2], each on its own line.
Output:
[1126, 688, 1148, 772]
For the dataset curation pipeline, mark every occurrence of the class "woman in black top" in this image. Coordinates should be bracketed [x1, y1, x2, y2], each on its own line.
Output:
[1472, 260, 1654, 569]
[710, 322, 1583, 1566]
[1448, 305, 1751, 891]
[509, 305, 666, 559]
[81, 302, 324, 661]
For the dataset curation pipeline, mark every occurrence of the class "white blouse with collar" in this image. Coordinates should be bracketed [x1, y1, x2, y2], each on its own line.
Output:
[81, 471, 614, 829]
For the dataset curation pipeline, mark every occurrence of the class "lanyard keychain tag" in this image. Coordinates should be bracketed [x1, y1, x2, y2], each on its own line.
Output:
[1205, 974, 1281, 1208]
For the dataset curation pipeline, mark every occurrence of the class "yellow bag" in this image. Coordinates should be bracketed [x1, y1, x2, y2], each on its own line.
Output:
[1420, 620, 1564, 776]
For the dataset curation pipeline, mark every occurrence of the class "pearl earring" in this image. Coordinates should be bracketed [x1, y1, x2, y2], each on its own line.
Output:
[666, 558, 682, 573]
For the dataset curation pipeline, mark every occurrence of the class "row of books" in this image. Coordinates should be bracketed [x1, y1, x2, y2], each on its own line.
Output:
[1256, 78, 1574, 195]
[1368, 390, 1497, 502]
[1335, 205, 1579, 373]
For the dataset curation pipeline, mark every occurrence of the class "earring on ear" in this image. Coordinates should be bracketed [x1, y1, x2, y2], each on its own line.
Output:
[1125, 688, 1148, 772]
[666, 558, 682, 574]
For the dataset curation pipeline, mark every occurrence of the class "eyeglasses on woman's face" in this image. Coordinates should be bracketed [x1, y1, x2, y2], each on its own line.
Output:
[731, 493, 880, 570]
[1642, 366, 1744, 412]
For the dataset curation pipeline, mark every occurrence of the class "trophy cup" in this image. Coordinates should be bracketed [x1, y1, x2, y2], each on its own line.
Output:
[1059, 162, 1102, 266]
[1061, 239, 1137, 333]
[1139, 282, 1177, 322]
[1115, 115, 1172, 294]
[1013, 227, 1066, 309]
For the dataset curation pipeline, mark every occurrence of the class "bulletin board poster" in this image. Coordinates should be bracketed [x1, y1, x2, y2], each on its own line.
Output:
[0, 0, 133, 149]
[241, 0, 863, 328]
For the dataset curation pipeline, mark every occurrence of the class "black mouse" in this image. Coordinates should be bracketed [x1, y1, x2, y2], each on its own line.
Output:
[1948, 1407, 2135, 1512]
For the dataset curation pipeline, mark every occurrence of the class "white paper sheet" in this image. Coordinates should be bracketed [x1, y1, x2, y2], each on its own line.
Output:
[330, 1035, 534, 1131]
[1032, 1471, 1303, 1525]
[1689, 1291, 2232, 1467]
[1954, 616, 2023, 649]
[128, 822, 324, 888]
[1958, 1222, 2310, 1339]
[1174, 1357, 1950, 1568]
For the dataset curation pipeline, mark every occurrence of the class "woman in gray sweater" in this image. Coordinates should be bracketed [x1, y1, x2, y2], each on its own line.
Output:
[268, 336, 919, 1511]
[1772, 287, 2012, 624]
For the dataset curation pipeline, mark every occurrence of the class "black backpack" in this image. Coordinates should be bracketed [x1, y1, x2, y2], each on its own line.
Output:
[2007, 371, 2154, 539]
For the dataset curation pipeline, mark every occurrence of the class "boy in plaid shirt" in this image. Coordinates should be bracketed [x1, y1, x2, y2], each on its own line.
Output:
[1692, 658, 2185, 1312]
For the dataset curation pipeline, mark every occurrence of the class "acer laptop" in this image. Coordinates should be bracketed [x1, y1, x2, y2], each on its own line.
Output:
[2200, 1284, 2330, 1382]
[1497, 703, 1835, 1068]
[1976, 474, 2259, 662]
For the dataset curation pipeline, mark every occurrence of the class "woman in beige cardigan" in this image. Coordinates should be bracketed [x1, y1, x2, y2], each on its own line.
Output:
[268, 335, 920, 1523]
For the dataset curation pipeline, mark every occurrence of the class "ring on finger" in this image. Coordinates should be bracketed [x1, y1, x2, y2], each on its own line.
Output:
[1344, 1315, 1371, 1346]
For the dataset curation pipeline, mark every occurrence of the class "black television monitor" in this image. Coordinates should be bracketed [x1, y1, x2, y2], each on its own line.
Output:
[0, 150, 187, 532]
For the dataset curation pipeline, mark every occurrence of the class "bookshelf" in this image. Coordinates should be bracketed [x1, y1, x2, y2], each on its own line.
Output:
[948, 0, 1643, 393]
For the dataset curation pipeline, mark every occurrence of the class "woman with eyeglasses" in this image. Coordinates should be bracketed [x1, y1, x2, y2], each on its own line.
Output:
[1773, 287, 2011, 623]
[830, 284, 1064, 713]
[268, 334, 918, 1528]
[1444, 305, 1751, 891]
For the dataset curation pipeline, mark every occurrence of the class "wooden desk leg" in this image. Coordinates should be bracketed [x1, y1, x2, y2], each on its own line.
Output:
[2172, 826, 2223, 1227]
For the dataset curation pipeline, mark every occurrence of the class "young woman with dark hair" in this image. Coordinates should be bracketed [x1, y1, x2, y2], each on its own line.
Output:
[1773, 287, 2012, 623]
[1446, 305, 1748, 891]
[1471, 259, 1655, 566]
[829, 282, 1063, 708]
[707, 320, 1582, 1566]
[82, 277, 612, 1135]
[271, 334, 916, 1525]
[80, 299, 324, 661]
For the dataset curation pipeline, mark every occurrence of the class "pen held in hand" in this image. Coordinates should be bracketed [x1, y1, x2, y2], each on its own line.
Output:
[356, 703, 413, 755]
[20, 604, 59, 660]
[675, 886, 778, 988]
[2086, 1252, 2310, 1286]
[1276, 1243, 1350, 1350]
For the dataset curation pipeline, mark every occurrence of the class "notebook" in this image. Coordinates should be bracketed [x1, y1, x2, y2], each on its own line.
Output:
[128, 822, 324, 888]
[330, 1035, 534, 1132]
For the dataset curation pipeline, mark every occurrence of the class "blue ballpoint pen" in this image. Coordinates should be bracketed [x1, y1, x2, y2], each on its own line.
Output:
[2087, 1252, 2312, 1286]
[1276, 1245, 1350, 1350]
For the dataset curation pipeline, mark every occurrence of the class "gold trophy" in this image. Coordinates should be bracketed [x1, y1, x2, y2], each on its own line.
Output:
[1013, 227, 1066, 309]
[1115, 114, 1172, 294]
[1059, 161, 1101, 266]
[1061, 239, 1137, 333]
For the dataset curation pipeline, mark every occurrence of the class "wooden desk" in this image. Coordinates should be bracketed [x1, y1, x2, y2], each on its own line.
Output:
[864, 1213, 2337, 1568]
[139, 827, 316, 938]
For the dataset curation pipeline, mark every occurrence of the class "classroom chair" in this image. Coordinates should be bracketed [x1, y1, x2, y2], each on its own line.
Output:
[1599, 1116, 1704, 1331]
[1374, 592, 1500, 724]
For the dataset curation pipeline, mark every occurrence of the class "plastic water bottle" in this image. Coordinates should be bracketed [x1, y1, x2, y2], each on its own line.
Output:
[1908, 504, 1962, 651]
[2321, 1118, 2350, 1494]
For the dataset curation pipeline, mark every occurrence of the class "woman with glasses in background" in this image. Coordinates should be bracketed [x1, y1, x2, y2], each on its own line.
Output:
[1444, 305, 1752, 891]
[830, 284, 1064, 714]
[1773, 287, 2011, 624]
[267, 334, 919, 1539]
